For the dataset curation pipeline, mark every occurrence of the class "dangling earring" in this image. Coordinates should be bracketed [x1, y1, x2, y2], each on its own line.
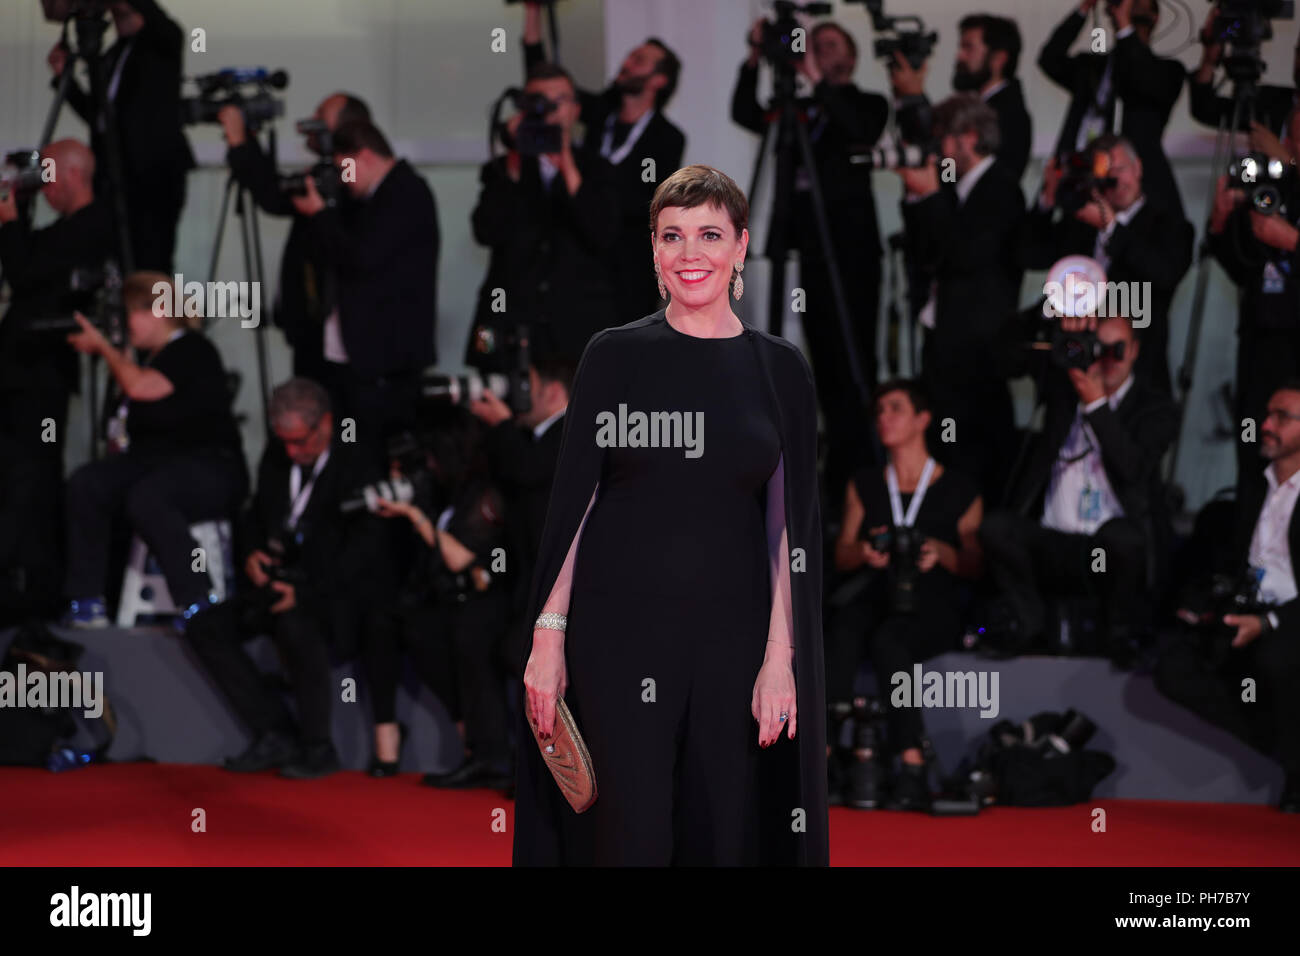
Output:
[732, 262, 744, 301]
[655, 261, 667, 300]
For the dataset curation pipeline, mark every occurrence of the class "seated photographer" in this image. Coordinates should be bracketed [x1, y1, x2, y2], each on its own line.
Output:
[184, 378, 390, 779]
[1156, 381, 1300, 813]
[898, 93, 1025, 505]
[60, 271, 247, 628]
[888, 13, 1032, 179]
[292, 119, 439, 455]
[0, 139, 113, 609]
[365, 408, 511, 789]
[469, 61, 620, 369]
[827, 379, 983, 812]
[981, 310, 1179, 666]
[468, 355, 574, 679]
[1026, 133, 1193, 395]
[1039, 0, 1186, 218]
[218, 92, 371, 391]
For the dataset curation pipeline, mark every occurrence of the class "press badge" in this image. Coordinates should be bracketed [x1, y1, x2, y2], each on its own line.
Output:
[1262, 261, 1285, 294]
[1079, 484, 1102, 524]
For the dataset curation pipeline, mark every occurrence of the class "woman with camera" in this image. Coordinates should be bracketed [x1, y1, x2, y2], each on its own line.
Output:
[514, 164, 827, 866]
[829, 379, 983, 812]
[367, 407, 512, 789]
[62, 271, 247, 628]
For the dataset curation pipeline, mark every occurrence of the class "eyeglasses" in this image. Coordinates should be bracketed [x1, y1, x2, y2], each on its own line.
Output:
[1263, 408, 1300, 425]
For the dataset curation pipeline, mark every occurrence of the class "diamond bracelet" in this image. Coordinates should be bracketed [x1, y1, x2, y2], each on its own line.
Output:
[535, 612, 568, 633]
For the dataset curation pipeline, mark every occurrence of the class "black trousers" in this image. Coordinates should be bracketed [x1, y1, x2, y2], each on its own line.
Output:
[326, 364, 420, 466]
[824, 577, 961, 751]
[980, 511, 1147, 645]
[0, 383, 68, 600]
[1155, 625, 1300, 778]
[185, 600, 336, 747]
[363, 593, 512, 766]
[64, 452, 247, 608]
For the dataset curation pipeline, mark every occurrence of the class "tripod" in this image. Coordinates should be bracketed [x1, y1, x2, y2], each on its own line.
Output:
[207, 130, 275, 427]
[39, 9, 135, 460]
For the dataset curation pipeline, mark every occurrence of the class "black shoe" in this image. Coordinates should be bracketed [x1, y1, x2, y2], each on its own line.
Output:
[886, 761, 932, 812]
[223, 731, 299, 773]
[421, 757, 512, 790]
[1280, 775, 1300, 813]
[368, 722, 408, 778]
[280, 742, 341, 780]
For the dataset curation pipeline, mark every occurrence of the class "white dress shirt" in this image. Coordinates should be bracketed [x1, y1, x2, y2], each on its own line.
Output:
[1249, 462, 1300, 607]
[532, 407, 565, 440]
[1042, 374, 1135, 535]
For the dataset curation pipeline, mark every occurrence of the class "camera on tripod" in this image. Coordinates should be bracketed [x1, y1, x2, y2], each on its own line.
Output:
[755, 1, 832, 70]
[1227, 150, 1292, 215]
[1055, 147, 1118, 214]
[871, 524, 922, 613]
[1205, 0, 1296, 81]
[853, 0, 938, 71]
[491, 89, 565, 156]
[181, 68, 288, 133]
[0, 149, 46, 204]
[277, 120, 344, 209]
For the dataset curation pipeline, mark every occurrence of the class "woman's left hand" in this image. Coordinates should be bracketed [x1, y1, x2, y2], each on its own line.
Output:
[916, 538, 941, 573]
[66, 312, 108, 356]
[752, 656, 796, 748]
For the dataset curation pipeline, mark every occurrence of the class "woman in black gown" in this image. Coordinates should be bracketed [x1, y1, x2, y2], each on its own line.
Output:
[513, 165, 827, 866]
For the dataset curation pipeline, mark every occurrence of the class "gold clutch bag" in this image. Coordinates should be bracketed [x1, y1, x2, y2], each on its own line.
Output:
[526, 697, 597, 813]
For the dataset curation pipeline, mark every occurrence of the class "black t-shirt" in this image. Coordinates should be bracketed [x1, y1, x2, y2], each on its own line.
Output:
[125, 331, 243, 459]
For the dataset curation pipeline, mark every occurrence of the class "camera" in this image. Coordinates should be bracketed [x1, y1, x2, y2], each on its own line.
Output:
[1204, 0, 1296, 83]
[436, 323, 534, 415]
[181, 68, 288, 133]
[492, 88, 564, 157]
[871, 524, 922, 614]
[1178, 569, 1270, 668]
[848, 141, 933, 170]
[0, 149, 46, 204]
[753, 1, 832, 70]
[26, 260, 125, 343]
[1055, 148, 1118, 214]
[1226, 151, 1292, 215]
[1049, 324, 1125, 371]
[853, 0, 938, 71]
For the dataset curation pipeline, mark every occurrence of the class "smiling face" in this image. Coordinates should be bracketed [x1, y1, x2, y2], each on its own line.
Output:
[651, 203, 748, 307]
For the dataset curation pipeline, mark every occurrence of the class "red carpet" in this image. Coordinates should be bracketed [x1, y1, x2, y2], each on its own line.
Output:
[3, 763, 1297, 866]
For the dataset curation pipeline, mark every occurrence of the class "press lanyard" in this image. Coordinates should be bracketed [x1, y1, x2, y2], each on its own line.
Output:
[886, 457, 936, 528]
[600, 108, 654, 166]
[287, 450, 329, 530]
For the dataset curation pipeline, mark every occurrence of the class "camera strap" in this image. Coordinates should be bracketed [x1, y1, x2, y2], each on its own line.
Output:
[886, 457, 936, 529]
[287, 450, 330, 531]
[600, 108, 655, 167]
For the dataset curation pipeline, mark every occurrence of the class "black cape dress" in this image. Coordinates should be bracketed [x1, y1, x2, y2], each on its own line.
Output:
[511, 309, 828, 866]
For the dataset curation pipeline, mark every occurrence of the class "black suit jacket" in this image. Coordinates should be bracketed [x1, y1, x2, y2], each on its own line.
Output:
[986, 78, 1034, 181]
[901, 160, 1026, 383]
[1023, 196, 1194, 393]
[470, 151, 619, 366]
[241, 437, 390, 611]
[1039, 9, 1185, 217]
[60, 0, 195, 189]
[732, 62, 891, 260]
[1233, 464, 1300, 633]
[306, 160, 440, 377]
[524, 42, 685, 322]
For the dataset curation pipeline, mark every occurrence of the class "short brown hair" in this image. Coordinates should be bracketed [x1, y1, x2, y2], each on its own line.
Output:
[124, 271, 199, 330]
[648, 164, 748, 238]
[333, 120, 393, 159]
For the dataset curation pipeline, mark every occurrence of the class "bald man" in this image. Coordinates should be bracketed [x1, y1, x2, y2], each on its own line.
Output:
[0, 138, 114, 611]
[218, 91, 372, 390]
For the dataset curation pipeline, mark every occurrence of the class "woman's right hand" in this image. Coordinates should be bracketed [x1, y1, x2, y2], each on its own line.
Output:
[861, 526, 891, 569]
[524, 629, 568, 738]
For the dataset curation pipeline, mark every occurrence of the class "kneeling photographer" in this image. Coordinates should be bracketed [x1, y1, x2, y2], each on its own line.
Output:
[827, 379, 983, 812]
[1156, 381, 1300, 814]
[363, 406, 512, 790]
[981, 296, 1178, 667]
[184, 378, 390, 779]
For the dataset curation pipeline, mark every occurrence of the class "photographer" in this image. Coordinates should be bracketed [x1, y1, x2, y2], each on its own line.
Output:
[469, 62, 619, 368]
[468, 357, 573, 678]
[47, 0, 195, 271]
[0, 139, 112, 608]
[365, 408, 511, 790]
[1156, 381, 1300, 813]
[981, 311, 1179, 666]
[292, 120, 440, 455]
[889, 13, 1032, 179]
[185, 378, 390, 778]
[522, 1, 684, 324]
[733, 15, 890, 500]
[898, 94, 1025, 504]
[60, 271, 247, 628]
[1206, 119, 1300, 490]
[1190, 4, 1297, 140]
[1026, 134, 1194, 395]
[828, 379, 983, 811]
[1039, 0, 1186, 218]
[218, 92, 372, 391]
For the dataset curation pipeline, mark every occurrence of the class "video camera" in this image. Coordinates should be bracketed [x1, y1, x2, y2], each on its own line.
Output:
[490, 88, 564, 157]
[1055, 148, 1118, 214]
[0, 149, 46, 205]
[851, 0, 938, 71]
[1226, 150, 1292, 215]
[753, 1, 832, 70]
[1203, 0, 1296, 84]
[181, 68, 288, 133]
[277, 119, 344, 209]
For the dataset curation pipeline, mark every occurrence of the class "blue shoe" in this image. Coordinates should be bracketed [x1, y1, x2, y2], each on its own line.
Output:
[64, 597, 109, 629]
[172, 591, 221, 636]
